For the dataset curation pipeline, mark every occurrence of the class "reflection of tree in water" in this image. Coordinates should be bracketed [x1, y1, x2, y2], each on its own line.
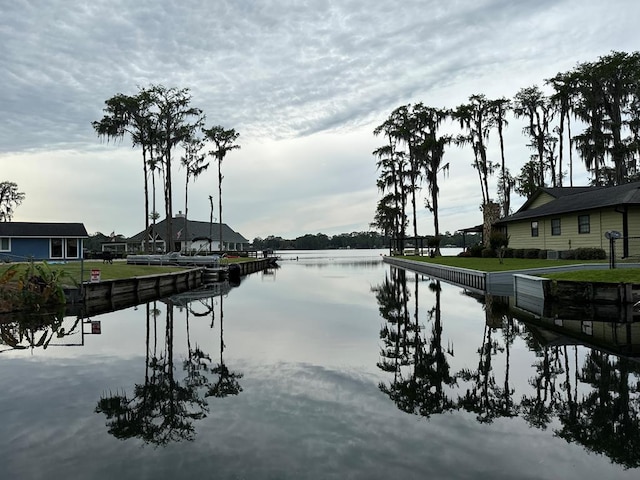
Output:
[206, 294, 243, 398]
[527, 345, 640, 469]
[374, 279, 640, 468]
[96, 302, 209, 446]
[96, 291, 243, 446]
[0, 307, 80, 352]
[374, 269, 456, 417]
[457, 295, 517, 423]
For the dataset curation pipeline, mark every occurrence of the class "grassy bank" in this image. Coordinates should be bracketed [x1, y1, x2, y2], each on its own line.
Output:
[0, 261, 188, 284]
[399, 255, 600, 272]
[398, 255, 640, 282]
[0, 257, 256, 285]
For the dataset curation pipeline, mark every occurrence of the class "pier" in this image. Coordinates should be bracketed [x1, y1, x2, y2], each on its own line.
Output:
[64, 257, 279, 314]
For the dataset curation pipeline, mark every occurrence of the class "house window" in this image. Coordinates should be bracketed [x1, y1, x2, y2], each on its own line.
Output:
[551, 218, 561, 236]
[66, 238, 79, 258]
[51, 238, 63, 258]
[578, 215, 590, 234]
[0, 237, 9, 251]
[531, 221, 539, 237]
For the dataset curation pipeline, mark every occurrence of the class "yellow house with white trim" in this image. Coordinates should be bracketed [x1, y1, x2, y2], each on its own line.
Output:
[494, 182, 640, 258]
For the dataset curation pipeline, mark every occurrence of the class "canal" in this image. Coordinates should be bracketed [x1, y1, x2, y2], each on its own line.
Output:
[0, 249, 638, 479]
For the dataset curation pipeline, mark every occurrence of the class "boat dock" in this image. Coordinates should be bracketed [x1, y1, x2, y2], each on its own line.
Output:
[64, 257, 278, 312]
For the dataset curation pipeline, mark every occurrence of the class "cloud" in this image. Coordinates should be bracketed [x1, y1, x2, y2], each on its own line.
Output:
[2, 0, 640, 238]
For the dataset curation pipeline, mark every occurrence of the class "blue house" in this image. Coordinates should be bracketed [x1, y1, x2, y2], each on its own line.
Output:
[0, 222, 88, 262]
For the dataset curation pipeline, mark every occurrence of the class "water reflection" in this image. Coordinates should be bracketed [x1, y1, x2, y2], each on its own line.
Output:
[0, 307, 93, 352]
[95, 283, 243, 446]
[374, 266, 640, 469]
[373, 269, 456, 417]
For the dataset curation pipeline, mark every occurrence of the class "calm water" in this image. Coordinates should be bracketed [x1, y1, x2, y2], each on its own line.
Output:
[1, 249, 639, 479]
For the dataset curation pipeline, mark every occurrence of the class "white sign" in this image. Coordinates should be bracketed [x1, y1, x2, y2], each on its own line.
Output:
[90, 269, 101, 283]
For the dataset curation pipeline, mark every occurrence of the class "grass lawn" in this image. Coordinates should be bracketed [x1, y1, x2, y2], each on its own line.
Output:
[540, 269, 640, 282]
[399, 255, 602, 272]
[399, 255, 640, 282]
[0, 256, 259, 285]
[0, 260, 190, 284]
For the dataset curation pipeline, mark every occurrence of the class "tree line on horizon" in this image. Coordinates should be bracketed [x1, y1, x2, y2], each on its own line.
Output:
[251, 230, 480, 250]
[92, 85, 240, 253]
[371, 50, 640, 254]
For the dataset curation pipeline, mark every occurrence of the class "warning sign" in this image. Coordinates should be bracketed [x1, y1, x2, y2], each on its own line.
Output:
[90, 269, 101, 283]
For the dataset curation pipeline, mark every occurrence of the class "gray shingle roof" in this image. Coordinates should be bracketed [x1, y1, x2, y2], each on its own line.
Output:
[496, 181, 640, 224]
[128, 217, 249, 244]
[0, 222, 88, 237]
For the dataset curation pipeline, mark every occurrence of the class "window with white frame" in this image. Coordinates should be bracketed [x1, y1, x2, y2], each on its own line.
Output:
[531, 221, 539, 237]
[51, 238, 63, 258]
[66, 238, 79, 258]
[0, 237, 9, 251]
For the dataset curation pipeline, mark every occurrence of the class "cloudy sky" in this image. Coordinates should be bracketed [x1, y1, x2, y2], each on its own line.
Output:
[2, 0, 640, 241]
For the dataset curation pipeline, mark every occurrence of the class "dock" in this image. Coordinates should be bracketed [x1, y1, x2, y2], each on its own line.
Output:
[64, 257, 279, 314]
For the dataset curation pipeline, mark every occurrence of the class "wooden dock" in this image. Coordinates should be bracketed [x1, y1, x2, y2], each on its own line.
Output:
[64, 257, 279, 314]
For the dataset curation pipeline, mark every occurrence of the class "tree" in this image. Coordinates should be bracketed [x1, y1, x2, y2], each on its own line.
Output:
[389, 105, 422, 248]
[453, 94, 496, 206]
[515, 160, 541, 199]
[453, 94, 499, 245]
[203, 126, 240, 252]
[93, 89, 157, 253]
[513, 85, 556, 187]
[413, 104, 450, 255]
[490, 98, 512, 215]
[151, 86, 204, 252]
[0, 181, 25, 222]
[571, 51, 640, 185]
[181, 133, 209, 250]
[374, 116, 408, 254]
[547, 71, 578, 186]
[371, 195, 398, 255]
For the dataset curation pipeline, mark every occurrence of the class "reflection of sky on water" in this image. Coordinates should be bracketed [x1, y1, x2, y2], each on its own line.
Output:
[1, 250, 638, 478]
[1, 357, 628, 480]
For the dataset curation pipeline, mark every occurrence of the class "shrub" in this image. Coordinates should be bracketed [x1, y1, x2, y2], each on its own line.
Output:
[513, 249, 525, 259]
[469, 244, 484, 257]
[503, 248, 514, 258]
[537, 249, 548, 259]
[481, 248, 496, 258]
[573, 247, 606, 260]
[524, 249, 541, 259]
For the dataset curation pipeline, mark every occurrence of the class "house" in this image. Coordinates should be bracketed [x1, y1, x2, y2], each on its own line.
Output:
[126, 214, 250, 253]
[494, 181, 640, 258]
[0, 222, 88, 262]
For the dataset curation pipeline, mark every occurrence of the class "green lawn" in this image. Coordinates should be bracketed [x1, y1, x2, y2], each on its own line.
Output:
[540, 269, 640, 282]
[0, 260, 190, 284]
[399, 255, 602, 272]
[0, 256, 258, 285]
[398, 255, 640, 282]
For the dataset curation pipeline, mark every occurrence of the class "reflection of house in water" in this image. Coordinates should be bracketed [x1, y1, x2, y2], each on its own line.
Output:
[511, 299, 640, 360]
[464, 289, 640, 360]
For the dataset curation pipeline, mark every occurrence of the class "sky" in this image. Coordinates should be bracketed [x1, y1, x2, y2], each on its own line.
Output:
[2, 0, 640, 241]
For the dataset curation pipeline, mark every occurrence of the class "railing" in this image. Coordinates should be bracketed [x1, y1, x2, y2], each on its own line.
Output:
[383, 257, 486, 292]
